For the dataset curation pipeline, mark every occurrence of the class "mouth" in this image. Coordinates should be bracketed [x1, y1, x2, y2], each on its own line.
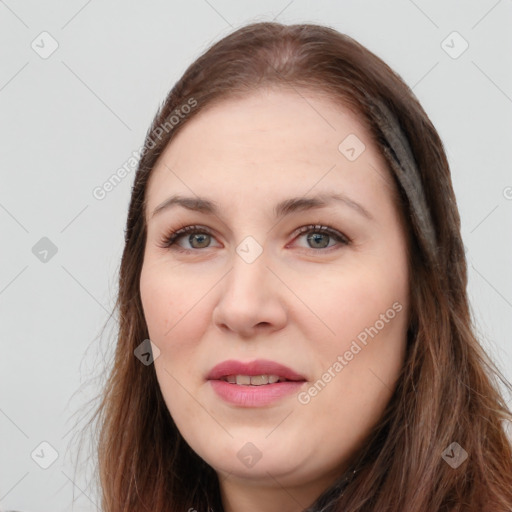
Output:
[218, 374, 301, 385]
[207, 358, 307, 383]
[206, 359, 307, 407]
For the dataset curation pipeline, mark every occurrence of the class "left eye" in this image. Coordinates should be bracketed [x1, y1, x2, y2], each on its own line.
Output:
[159, 224, 350, 252]
[292, 224, 350, 250]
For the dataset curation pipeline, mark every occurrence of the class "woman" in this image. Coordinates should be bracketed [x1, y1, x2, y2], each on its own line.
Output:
[90, 21, 512, 511]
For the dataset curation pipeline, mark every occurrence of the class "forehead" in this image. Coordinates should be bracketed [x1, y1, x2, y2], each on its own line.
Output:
[145, 87, 395, 213]
[160, 87, 371, 161]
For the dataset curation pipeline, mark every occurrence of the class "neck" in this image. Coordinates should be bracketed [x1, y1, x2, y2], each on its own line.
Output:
[214, 466, 357, 512]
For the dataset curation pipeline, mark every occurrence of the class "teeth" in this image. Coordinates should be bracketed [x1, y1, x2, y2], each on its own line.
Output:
[236, 375, 252, 385]
[223, 374, 283, 385]
[246, 375, 269, 386]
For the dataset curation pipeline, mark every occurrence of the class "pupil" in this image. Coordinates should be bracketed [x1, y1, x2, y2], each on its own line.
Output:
[308, 233, 328, 248]
[191, 233, 209, 248]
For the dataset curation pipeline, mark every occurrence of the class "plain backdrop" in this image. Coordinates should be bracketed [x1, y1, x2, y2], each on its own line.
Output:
[1, 1, 511, 510]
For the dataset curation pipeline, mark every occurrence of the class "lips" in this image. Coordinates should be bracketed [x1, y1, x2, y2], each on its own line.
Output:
[207, 359, 307, 407]
[207, 359, 306, 382]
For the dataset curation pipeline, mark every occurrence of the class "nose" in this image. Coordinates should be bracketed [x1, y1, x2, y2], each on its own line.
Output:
[212, 248, 288, 338]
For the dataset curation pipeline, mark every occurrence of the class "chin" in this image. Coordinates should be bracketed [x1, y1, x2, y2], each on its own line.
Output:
[208, 445, 305, 479]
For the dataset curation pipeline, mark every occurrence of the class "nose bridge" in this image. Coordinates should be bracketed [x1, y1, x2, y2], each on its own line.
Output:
[224, 241, 271, 303]
[213, 239, 287, 335]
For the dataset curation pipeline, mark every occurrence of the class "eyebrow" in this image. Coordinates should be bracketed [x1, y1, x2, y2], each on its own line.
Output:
[151, 192, 374, 221]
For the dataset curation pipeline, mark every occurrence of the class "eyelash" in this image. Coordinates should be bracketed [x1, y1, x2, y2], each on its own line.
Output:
[157, 224, 351, 253]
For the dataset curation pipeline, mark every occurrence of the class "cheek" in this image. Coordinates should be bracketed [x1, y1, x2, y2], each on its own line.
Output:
[140, 265, 206, 424]
[313, 264, 406, 344]
[139, 262, 212, 385]
[140, 263, 193, 341]
[302, 293, 407, 460]
[306, 254, 408, 404]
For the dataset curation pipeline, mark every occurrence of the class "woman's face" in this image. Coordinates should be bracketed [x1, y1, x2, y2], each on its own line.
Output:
[140, 87, 410, 505]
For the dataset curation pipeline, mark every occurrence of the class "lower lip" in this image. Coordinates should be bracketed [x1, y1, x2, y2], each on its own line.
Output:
[209, 379, 306, 407]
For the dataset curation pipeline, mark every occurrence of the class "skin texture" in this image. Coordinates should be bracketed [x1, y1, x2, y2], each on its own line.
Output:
[139, 87, 411, 512]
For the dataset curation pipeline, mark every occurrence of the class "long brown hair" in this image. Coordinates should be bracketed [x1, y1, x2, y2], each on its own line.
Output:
[83, 21, 512, 511]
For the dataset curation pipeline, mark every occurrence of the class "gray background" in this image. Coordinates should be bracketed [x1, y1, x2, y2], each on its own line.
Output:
[1, 1, 511, 510]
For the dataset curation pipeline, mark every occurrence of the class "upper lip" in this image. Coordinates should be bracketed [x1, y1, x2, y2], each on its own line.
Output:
[207, 359, 306, 381]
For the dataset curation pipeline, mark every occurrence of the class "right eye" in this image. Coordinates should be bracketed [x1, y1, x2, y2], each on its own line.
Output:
[158, 225, 221, 252]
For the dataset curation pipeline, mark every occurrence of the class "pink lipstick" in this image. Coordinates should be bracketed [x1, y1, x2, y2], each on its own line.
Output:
[207, 359, 307, 407]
